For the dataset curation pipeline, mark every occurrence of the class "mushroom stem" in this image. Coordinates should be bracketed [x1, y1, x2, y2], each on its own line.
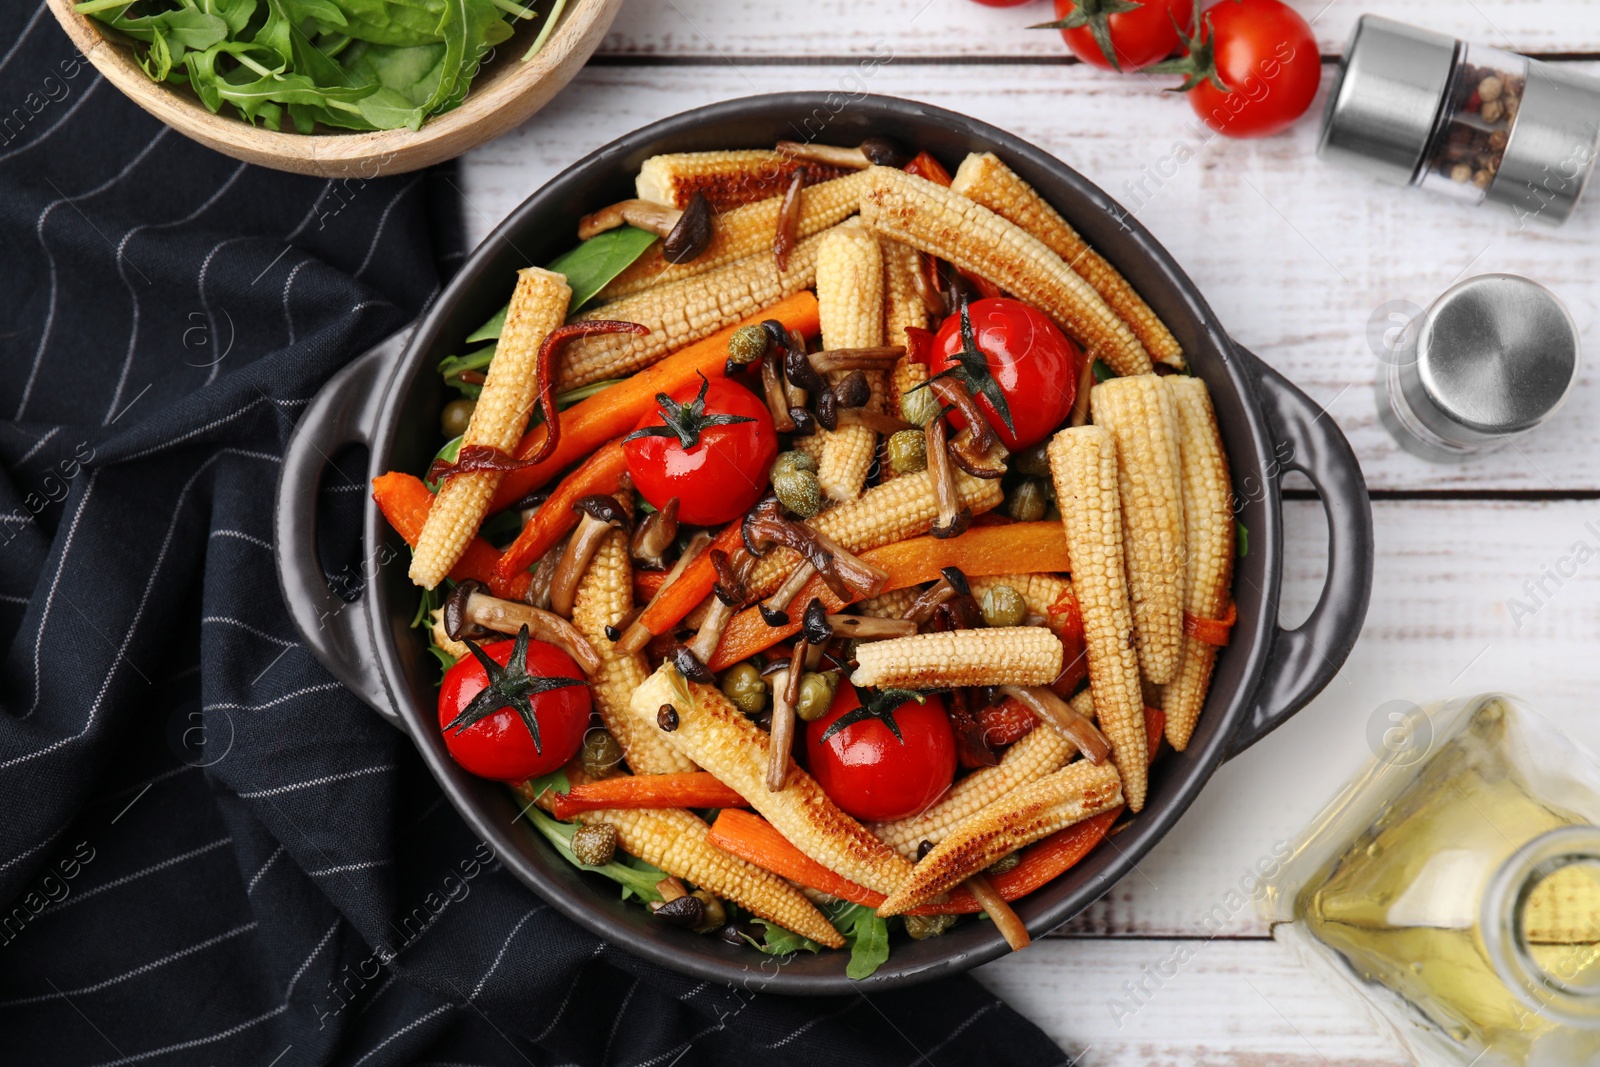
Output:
[1071, 357, 1095, 428]
[930, 376, 997, 454]
[774, 167, 806, 272]
[616, 530, 709, 655]
[774, 137, 911, 170]
[808, 346, 904, 374]
[925, 420, 971, 540]
[548, 497, 631, 618]
[825, 614, 918, 640]
[902, 575, 959, 625]
[687, 549, 756, 664]
[835, 409, 914, 435]
[578, 199, 681, 240]
[760, 562, 816, 625]
[524, 539, 566, 611]
[948, 427, 1008, 480]
[462, 592, 602, 676]
[914, 252, 948, 317]
[999, 684, 1112, 763]
[630, 497, 680, 570]
[741, 499, 886, 600]
[760, 351, 796, 432]
[765, 658, 798, 792]
[966, 873, 1031, 952]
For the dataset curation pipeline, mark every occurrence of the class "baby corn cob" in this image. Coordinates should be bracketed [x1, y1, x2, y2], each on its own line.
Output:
[428, 609, 469, 662]
[871, 722, 1077, 859]
[1090, 375, 1186, 686]
[746, 466, 1004, 599]
[881, 238, 929, 482]
[518, 776, 843, 948]
[410, 268, 570, 588]
[951, 153, 1183, 368]
[636, 150, 846, 210]
[857, 586, 921, 620]
[858, 167, 1151, 377]
[571, 524, 696, 775]
[968, 574, 1073, 622]
[601, 171, 870, 300]
[815, 224, 886, 502]
[850, 627, 1063, 690]
[1162, 378, 1234, 751]
[633, 665, 913, 896]
[559, 233, 825, 389]
[877, 759, 1123, 916]
[1049, 426, 1149, 811]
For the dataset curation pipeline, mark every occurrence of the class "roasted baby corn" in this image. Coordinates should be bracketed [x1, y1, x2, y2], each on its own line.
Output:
[858, 167, 1151, 377]
[877, 759, 1123, 916]
[601, 171, 871, 301]
[571, 524, 696, 775]
[747, 466, 1005, 599]
[815, 224, 886, 502]
[1049, 426, 1149, 811]
[559, 233, 826, 389]
[850, 627, 1063, 690]
[1090, 375, 1186, 686]
[967, 574, 1074, 622]
[633, 665, 914, 895]
[636, 150, 846, 210]
[410, 267, 570, 588]
[857, 586, 921, 619]
[518, 776, 843, 948]
[950, 153, 1183, 368]
[1162, 377, 1234, 751]
[871, 720, 1077, 859]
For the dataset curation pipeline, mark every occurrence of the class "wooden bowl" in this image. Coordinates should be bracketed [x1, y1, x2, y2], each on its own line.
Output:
[45, 0, 624, 177]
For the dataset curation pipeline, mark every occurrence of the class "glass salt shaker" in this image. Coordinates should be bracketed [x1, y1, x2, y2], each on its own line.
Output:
[1320, 16, 1600, 225]
[1263, 695, 1600, 1066]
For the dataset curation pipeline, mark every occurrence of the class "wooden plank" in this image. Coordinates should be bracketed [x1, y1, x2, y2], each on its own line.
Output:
[976, 938, 1410, 1066]
[594, 0, 1600, 59]
[460, 61, 1600, 491]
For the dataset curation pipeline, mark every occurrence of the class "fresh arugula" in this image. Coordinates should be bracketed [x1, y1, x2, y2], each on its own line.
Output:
[523, 805, 669, 903]
[825, 901, 892, 979]
[80, 0, 567, 132]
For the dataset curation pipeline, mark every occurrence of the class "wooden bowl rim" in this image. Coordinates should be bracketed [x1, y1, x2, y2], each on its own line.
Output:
[44, 0, 624, 176]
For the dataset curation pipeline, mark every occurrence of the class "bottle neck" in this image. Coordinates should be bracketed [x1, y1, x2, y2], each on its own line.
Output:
[1482, 826, 1600, 1029]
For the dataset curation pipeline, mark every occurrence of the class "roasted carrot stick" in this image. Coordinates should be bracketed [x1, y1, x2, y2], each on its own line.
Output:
[708, 522, 1076, 670]
[549, 772, 748, 820]
[904, 152, 953, 186]
[708, 809, 885, 908]
[489, 291, 821, 513]
[632, 522, 747, 640]
[633, 569, 670, 603]
[372, 472, 531, 597]
[491, 440, 629, 594]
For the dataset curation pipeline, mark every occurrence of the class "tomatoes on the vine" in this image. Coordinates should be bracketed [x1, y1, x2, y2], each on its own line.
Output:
[1046, 0, 1195, 71]
[622, 373, 777, 527]
[926, 297, 1083, 452]
[805, 687, 956, 822]
[1151, 0, 1320, 138]
[438, 627, 591, 782]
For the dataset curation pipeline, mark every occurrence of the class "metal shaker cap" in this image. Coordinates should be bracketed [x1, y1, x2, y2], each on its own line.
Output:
[1487, 62, 1600, 225]
[1318, 16, 1459, 185]
[1396, 274, 1579, 450]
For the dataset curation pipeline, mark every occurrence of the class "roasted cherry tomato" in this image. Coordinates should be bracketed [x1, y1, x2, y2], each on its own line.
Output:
[438, 629, 590, 782]
[1049, 0, 1194, 71]
[805, 687, 956, 822]
[623, 374, 777, 527]
[927, 297, 1083, 452]
[1166, 0, 1319, 139]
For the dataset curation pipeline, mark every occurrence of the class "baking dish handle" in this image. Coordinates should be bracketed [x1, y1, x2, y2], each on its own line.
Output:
[273, 330, 409, 725]
[1227, 353, 1374, 757]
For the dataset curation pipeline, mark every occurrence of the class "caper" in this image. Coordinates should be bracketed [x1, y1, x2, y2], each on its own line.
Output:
[887, 429, 927, 475]
[1013, 443, 1051, 478]
[987, 851, 1022, 875]
[772, 450, 818, 480]
[1005, 479, 1049, 523]
[795, 670, 840, 722]
[727, 323, 770, 365]
[720, 662, 768, 715]
[980, 584, 1027, 628]
[772, 467, 821, 519]
[440, 398, 476, 438]
[903, 913, 957, 940]
[581, 729, 625, 780]
[899, 385, 940, 428]
[571, 823, 617, 866]
[690, 889, 726, 934]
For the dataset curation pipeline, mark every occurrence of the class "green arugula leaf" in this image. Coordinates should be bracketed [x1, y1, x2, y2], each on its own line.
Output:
[741, 919, 823, 956]
[1236, 520, 1249, 558]
[524, 806, 668, 903]
[1091, 358, 1117, 383]
[823, 901, 892, 979]
[547, 226, 661, 312]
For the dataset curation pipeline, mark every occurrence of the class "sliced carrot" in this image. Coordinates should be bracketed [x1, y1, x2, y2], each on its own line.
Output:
[904, 151, 953, 186]
[491, 440, 629, 594]
[633, 569, 670, 603]
[708, 809, 886, 908]
[372, 472, 530, 597]
[708, 522, 1075, 670]
[489, 291, 821, 514]
[549, 772, 747, 820]
[633, 522, 747, 639]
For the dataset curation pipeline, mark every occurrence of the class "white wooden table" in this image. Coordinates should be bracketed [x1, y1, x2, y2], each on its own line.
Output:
[459, 4, 1600, 1060]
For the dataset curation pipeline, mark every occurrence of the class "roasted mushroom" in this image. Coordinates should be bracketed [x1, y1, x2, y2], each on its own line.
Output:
[774, 167, 806, 272]
[549, 496, 631, 617]
[999, 684, 1112, 762]
[577, 192, 715, 264]
[925, 420, 971, 539]
[630, 497, 680, 571]
[442, 579, 602, 675]
[615, 530, 710, 656]
[740, 497, 887, 601]
[774, 136, 912, 170]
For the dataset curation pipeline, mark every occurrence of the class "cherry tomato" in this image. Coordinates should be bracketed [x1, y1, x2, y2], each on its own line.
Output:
[622, 375, 777, 527]
[805, 687, 956, 822]
[1181, 0, 1319, 138]
[1052, 0, 1194, 71]
[928, 297, 1083, 452]
[438, 635, 590, 782]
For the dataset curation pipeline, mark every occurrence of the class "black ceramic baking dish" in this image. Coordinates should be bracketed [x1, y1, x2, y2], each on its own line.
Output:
[274, 93, 1373, 994]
